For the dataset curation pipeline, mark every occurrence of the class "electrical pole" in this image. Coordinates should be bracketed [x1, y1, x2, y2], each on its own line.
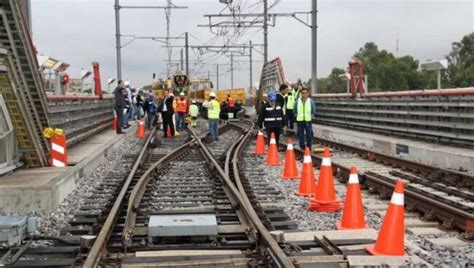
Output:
[114, 0, 122, 80]
[216, 64, 219, 91]
[311, 0, 318, 94]
[112, 1, 187, 81]
[249, 40, 253, 95]
[180, 48, 184, 71]
[230, 54, 234, 90]
[185, 32, 189, 77]
[263, 0, 268, 63]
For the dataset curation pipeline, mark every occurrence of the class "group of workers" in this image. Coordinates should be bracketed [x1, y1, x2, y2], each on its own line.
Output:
[114, 79, 314, 149]
[113, 81, 200, 136]
[258, 83, 316, 150]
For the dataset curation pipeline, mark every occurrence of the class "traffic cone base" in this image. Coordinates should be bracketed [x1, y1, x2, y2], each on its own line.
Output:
[335, 222, 368, 230]
[282, 139, 299, 180]
[365, 245, 405, 256]
[365, 180, 405, 256]
[307, 200, 342, 212]
[295, 149, 317, 197]
[266, 133, 280, 166]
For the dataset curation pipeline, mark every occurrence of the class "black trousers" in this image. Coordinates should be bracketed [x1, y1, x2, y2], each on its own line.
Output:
[162, 112, 175, 137]
[266, 127, 281, 145]
[114, 105, 124, 133]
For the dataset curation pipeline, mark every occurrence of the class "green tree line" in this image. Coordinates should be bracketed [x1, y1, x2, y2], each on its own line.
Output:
[308, 32, 474, 93]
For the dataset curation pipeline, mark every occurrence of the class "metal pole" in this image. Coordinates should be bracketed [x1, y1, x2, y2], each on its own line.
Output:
[185, 32, 189, 77]
[180, 48, 184, 71]
[249, 40, 253, 95]
[115, 0, 122, 80]
[437, 69, 441, 89]
[230, 54, 234, 90]
[311, 0, 317, 94]
[216, 64, 219, 91]
[263, 0, 268, 63]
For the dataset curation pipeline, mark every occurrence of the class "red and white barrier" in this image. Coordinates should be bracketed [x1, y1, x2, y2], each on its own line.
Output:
[50, 134, 68, 167]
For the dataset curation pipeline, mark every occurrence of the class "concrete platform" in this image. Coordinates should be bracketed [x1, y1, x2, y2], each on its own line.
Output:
[0, 124, 137, 213]
[312, 124, 474, 173]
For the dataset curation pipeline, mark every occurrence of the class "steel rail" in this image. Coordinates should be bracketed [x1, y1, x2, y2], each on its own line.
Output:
[121, 140, 194, 247]
[121, 122, 230, 248]
[205, 122, 294, 267]
[83, 128, 157, 268]
[279, 136, 474, 236]
[309, 135, 474, 189]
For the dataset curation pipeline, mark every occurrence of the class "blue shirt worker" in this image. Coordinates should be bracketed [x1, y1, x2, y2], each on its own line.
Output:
[294, 87, 316, 150]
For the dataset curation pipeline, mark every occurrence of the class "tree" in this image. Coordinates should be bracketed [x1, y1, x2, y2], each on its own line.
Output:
[352, 42, 423, 91]
[325, 68, 347, 93]
[446, 32, 474, 87]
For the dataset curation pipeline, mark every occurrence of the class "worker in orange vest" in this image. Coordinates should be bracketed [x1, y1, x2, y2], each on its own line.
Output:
[227, 94, 235, 118]
[176, 92, 189, 131]
[227, 94, 235, 109]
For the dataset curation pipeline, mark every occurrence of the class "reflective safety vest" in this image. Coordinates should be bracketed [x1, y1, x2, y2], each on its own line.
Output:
[208, 100, 220, 119]
[264, 106, 283, 123]
[189, 104, 199, 117]
[286, 95, 295, 110]
[293, 88, 300, 100]
[228, 97, 235, 108]
[296, 98, 312, 122]
[177, 99, 187, 113]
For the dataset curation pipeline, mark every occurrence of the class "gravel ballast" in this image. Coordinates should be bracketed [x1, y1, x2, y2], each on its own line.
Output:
[242, 139, 473, 267]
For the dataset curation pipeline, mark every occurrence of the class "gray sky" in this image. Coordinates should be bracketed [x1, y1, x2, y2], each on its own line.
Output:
[31, 0, 473, 91]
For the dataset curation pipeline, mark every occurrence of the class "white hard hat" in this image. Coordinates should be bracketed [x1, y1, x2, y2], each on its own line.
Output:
[169, 92, 174, 96]
[180, 92, 185, 96]
[192, 100, 196, 104]
[209, 92, 216, 97]
[124, 80, 130, 86]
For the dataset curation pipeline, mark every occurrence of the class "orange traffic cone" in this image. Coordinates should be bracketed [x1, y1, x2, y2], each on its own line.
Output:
[336, 166, 367, 229]
[266, 133, 280, 166]
[308, 147, 342, 212]
[112, 111, 117, 131]
[366, 180, 405, 256]
[254, 131, 266, 155]
[295, 148, 317, 196]
[282, 138, 298, 180]
[166, 128, 172, 138]
[136, 120, 145, 138]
